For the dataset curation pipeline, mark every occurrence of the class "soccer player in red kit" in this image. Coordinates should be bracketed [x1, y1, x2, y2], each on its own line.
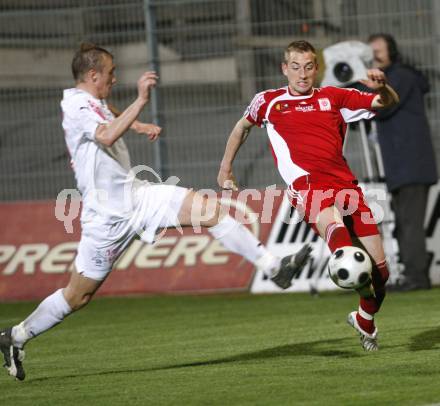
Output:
[218, 40, 399, 351]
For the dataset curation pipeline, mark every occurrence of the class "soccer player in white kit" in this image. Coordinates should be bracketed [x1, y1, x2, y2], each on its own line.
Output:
[0, 43, 312, 381]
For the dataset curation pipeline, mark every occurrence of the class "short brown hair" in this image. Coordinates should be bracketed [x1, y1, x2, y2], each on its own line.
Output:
[71, 42, 113, 82]
[284, 40, 316, 62]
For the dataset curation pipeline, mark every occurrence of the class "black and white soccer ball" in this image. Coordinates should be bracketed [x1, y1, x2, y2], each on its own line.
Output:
[328, 246, 372, 289]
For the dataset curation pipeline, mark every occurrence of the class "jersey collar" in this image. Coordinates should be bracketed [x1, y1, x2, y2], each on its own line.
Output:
[285, 86, 315, 99]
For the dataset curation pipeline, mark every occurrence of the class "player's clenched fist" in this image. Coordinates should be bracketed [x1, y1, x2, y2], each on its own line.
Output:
[132, 122, 162, 141]
[359, 68, 387, 90]
[217, 167, 238, 191]
[137, 71, 158, 102]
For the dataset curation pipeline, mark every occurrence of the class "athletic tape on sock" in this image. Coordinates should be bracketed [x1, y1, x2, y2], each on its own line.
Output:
[358, 306, 374, 320]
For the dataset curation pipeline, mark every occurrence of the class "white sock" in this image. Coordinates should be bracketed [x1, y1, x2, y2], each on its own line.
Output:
[255, 251, 281, 278]
[12, 289, 72, 348]
[208, 215, 280, 275]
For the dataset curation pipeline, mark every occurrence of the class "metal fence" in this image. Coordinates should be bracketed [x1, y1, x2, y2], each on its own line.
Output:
[0, 0, 439, 200]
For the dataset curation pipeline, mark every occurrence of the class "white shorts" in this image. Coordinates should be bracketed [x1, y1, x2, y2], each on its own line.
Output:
[75, 184, 189, 281]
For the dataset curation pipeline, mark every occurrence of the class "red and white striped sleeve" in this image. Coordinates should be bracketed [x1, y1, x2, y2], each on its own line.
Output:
[243, 91, 268, 127]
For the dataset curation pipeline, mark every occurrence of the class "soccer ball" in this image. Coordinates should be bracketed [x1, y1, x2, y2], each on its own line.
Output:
[328, 246, 372, 289]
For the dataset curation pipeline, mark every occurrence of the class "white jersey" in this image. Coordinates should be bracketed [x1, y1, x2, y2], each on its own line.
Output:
[61, 88, 188, 279]
[61, 88, 133, 225]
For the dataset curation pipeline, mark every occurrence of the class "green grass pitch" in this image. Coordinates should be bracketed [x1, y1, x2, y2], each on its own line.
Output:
[1, 289, 440, 405]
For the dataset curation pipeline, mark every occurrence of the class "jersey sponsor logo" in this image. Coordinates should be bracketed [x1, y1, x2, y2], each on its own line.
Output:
[295, 104, 316, 112]
[318, 98, 331, 111]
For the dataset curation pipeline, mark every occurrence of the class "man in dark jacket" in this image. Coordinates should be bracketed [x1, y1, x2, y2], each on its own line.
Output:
[368, 33, 438, 291]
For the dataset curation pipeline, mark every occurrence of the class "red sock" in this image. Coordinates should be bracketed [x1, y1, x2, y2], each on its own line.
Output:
[357, 260, 390, 334]
[325, 222, 352, 253]
[358, 298, 377, 334]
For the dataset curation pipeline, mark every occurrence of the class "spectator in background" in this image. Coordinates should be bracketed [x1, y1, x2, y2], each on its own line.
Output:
[368, 33, 438, 291]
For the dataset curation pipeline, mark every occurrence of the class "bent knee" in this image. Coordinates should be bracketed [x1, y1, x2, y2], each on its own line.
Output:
[203, 199, 221, 226]
[193, 193, 221, 227]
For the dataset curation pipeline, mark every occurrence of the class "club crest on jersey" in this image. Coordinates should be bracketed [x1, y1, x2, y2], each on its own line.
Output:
[318, 98, 331, 111]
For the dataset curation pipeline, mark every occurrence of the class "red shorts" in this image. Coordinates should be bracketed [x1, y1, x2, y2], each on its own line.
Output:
[287, 175, 379, 238]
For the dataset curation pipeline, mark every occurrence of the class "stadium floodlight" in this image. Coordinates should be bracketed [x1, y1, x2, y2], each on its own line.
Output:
[321, 41, 373, 87]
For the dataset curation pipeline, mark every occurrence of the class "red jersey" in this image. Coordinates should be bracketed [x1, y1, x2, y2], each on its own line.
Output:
[244, 86, 376, 186]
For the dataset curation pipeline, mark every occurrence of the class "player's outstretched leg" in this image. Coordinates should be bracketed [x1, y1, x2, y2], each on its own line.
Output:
[177, 190, 312, 289]
[0, 328, 26, 381]
[315, 208, 389, 351]
[348, 236, 389, 352]
[270, 244, 313, 289]
[0, 289, 71, 381]
[320, 215, 383, 350]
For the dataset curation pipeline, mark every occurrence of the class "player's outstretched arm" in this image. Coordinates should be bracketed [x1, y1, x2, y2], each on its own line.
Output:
[131, 122, 161, 141]
[108, 104, 162, 142]
[96, 71, 158, 146]
[217, 117, 254, 190]
[359, 68, 399, 109]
